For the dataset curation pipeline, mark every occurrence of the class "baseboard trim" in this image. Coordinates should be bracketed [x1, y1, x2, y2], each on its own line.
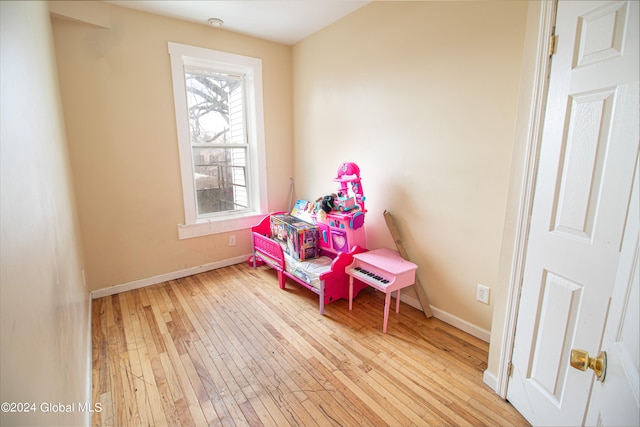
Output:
[399, 292, 424, 311]
[483, 369, 499, 392]
[430, 305, 491, 342]
[400, 293, 491, 343]
[90, 254, 251, 299]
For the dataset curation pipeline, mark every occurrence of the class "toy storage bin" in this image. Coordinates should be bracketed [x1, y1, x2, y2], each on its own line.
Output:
[270, 214, 319, 261]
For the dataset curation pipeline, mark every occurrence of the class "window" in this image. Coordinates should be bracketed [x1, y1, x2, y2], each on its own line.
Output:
[168, 42, 267, 239]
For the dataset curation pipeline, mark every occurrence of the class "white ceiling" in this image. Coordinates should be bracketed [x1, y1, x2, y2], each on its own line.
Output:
[106, 1, 370, 45]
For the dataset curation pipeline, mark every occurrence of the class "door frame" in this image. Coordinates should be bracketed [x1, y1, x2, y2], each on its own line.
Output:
[493, 0, 557, 398]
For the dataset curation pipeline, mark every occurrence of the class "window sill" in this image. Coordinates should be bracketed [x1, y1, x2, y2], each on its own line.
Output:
[177, 212, 267, 240]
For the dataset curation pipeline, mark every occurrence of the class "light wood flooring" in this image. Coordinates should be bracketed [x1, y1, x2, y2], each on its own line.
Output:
[91, 262, 529, 426]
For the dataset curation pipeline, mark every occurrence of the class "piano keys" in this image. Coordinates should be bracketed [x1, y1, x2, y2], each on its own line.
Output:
[346, 248, 418, 333]
[352, 266, 391, 284]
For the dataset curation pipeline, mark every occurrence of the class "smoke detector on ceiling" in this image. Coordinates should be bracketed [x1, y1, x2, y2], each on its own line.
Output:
[207, 18, 223, 27]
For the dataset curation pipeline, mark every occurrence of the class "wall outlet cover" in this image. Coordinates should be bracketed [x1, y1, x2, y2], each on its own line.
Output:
[477, 284, 490, 304]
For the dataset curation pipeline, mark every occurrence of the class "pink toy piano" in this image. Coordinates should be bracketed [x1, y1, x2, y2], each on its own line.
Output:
[346, 248, 418, 333]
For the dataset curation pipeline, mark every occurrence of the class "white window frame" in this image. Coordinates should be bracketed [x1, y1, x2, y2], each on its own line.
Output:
[168, 42, 268, 239]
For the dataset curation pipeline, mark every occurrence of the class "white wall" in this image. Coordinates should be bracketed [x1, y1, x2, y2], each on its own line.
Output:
[292, 1, 528, 335]
[0, 1, 90, 425]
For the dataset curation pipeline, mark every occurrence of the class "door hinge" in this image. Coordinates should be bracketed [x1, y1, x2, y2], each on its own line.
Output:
[549, 33, 557, 56]
[507, 362, 514, 377]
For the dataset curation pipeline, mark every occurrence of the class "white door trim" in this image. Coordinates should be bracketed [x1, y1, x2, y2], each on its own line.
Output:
[494, 0, 557, 399]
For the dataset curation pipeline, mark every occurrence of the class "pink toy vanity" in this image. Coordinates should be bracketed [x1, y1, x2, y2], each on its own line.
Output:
[315, 162, 367, 253]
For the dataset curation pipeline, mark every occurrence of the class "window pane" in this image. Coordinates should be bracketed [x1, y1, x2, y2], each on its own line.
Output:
[192, 146, 248, 215]
[185, 71, 245, 145]
[186, 69, 249, 216]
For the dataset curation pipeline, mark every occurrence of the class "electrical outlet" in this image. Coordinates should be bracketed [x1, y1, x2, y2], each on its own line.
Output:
[228, 235, 236, 246]
[476, 284, 490, 304]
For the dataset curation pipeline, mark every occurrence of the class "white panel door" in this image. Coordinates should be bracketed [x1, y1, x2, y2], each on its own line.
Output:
[507, 1, 639, 425]
[585, 160, 639, 427]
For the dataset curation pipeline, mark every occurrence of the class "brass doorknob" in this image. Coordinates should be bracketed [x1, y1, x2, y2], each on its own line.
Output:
[570, 349, 607, 382]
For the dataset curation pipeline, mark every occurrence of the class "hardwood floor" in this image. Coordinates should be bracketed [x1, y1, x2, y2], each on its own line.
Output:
[91, 263, 529, 426]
